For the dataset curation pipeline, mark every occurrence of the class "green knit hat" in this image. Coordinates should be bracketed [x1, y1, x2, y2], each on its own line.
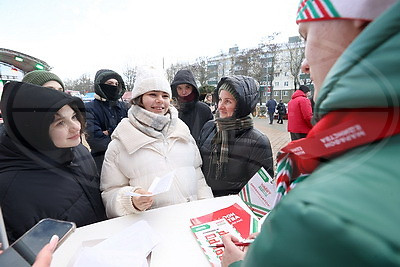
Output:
[22, 70, 65, 91]
[218, 82, 239, 102]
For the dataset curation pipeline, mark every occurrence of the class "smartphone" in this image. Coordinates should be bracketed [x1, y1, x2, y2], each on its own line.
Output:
[9, 218, 76, 265]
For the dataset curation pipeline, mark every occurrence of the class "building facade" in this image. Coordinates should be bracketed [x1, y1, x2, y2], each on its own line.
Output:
[205, 37, 311, 105]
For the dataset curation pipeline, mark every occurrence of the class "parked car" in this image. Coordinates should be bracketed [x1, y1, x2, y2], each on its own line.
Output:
[82, 92, 95, 103]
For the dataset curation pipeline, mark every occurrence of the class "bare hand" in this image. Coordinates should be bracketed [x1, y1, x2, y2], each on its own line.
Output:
[247, 232, 259, 239]
[221, 234, 246, 267]
[102, 130, 109, 136]
[131, 189, 153, 211]
[242, 232, 259, 253]
[32, 235, 59, 267]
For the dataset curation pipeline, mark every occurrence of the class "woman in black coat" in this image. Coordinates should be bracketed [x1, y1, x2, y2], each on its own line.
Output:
[198, 76, 274, 197]
[171, 69, 213, 142]
[0, 82, 107, 243]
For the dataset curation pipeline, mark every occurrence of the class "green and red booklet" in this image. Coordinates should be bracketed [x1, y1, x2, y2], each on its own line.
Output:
[238, 167, 276, 219]
[190, 218, 243, 267]
[190, 167, 276, 266]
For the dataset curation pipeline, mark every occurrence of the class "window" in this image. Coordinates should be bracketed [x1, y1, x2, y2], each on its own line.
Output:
[283, 91, 288, 96]
[274, 91, 279, 97]
[275, 82, 279, 87]
[274, 73, 280, 77]
[284, 81, 289, 86]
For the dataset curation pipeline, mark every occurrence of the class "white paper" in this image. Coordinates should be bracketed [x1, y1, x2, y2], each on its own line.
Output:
[73, 220, 160, 267]
[127, 172, 174, 197]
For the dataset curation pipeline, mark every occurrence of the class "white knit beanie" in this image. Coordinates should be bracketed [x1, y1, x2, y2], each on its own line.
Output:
[131, 66, 171, 99]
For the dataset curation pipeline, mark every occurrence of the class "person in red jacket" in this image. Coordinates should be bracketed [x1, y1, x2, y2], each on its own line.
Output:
[287, 85, 313, 141]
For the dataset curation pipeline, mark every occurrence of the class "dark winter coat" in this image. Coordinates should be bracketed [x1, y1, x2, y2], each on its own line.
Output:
[198, 76, 274, 197]
[266, 99, 277, 114]
[85, 69, 128, 173]
[277, 102, 287, 115]
[0, 82, 107, 243]
[85, 99, 128, 155]
[171, 70, 213, 142]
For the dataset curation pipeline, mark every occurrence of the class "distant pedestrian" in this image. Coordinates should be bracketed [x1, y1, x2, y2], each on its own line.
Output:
[287, 85, 313, 141]
[276, 100, 286, 124]
[204, 93, 216, 113]
[170, 69, 213, 142]
[85, 69, 128, 174]
[266, 97, 277, 124]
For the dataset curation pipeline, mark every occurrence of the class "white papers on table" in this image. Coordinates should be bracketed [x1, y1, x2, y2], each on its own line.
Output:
[127, 172, 174, 197]
[73, 220, 160, 267]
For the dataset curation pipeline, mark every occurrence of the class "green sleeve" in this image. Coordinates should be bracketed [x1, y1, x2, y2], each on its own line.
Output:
[237, 191, 398, 266]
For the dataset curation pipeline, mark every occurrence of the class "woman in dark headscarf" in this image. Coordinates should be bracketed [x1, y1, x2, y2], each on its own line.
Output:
[0, 82, 106, 243]
[198, 76, 274, 197]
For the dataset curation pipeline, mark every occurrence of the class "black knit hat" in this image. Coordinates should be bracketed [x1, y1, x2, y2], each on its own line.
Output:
[299, 85, 310, 93]
[0, 81, 84, 152]
[22, 70, 65, 91]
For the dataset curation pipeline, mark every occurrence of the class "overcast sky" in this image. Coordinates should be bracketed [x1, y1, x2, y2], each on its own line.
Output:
[2, 0, 300, 81]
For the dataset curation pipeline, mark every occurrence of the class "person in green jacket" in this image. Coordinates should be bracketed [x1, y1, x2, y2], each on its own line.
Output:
[222, 0, 400, 266]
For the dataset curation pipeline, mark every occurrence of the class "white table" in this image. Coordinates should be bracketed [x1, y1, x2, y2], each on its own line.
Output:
[52, 195, 251, 267]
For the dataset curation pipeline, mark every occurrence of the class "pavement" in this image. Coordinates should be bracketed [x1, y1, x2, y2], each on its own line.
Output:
[252, 117, 291, 160]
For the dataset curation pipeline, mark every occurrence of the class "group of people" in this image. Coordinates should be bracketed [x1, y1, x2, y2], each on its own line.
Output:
[1, 0, 400, 265]
[0, 60, 274, 264]
[266, 98, 287, 125]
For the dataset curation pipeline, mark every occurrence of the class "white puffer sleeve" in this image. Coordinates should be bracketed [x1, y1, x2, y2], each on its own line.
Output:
[100, 140, 142, 218]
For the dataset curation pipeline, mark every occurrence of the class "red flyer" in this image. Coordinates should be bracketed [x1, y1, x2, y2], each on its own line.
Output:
[190, 203, 259, 239]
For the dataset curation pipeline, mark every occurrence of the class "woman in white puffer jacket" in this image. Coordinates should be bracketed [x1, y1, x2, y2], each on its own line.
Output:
[100, 66, 213, 218]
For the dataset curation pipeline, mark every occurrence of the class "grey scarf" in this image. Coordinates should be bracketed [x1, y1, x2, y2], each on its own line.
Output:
[129, 104, 177, 138]
[211, 114, 254, 179]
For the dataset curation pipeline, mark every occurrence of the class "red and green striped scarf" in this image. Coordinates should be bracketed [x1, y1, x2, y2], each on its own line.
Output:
[274, 108, 400, 205]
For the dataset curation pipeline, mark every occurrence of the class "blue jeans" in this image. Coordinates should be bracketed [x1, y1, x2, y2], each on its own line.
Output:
[268, 112, 274, 124]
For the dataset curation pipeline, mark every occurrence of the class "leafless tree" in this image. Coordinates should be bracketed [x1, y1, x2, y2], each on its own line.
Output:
[165, 62, 187, 83]
[261, 32, 281, 99]
[64, 73, 93, 94]
[233, 51, 250, 76]
[188, 57, 208, 87]
[285, 36, 305, 90]
[123, 65, 137, 91]
[247, 46, 265, 83]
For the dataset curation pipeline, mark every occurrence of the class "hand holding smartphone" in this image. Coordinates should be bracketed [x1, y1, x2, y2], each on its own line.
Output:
[0, 218, 75, 266]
